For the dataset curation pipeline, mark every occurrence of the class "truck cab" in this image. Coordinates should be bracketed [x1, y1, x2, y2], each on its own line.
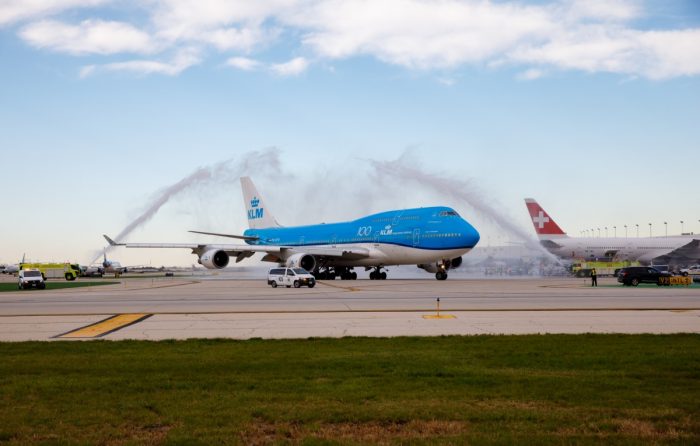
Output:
[18, 269, 46, 290]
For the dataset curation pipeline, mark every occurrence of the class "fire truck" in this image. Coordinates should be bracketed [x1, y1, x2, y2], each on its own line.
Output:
[20, 263, 81, 281]
[571, 261, 641, 278]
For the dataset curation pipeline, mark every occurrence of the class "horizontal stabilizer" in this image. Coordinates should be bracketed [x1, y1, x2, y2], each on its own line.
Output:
[103, 235, 125, 246]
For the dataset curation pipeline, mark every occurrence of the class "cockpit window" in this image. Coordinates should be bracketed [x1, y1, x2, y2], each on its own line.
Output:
[439, 211, 459, 217]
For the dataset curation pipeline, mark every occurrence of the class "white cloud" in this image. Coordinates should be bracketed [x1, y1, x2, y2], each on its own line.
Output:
[509, 26, 700, 80]
[270, 57, 309, 76]
[81, 48, 200, 76]
[9, 0, 700, 80]
[636, 29, 700, 80]
[564, 0, 640, 22]
[198, 26, 268, 51]
[437, 77, 456, 87]
[151, 0, 295, 43]
[517, 68, 545, 80]
[288, 0, 554, 69]
[0, 0, 107, 27]
[79, 64, 97, 78]
[225, 56, 261, 71]
[20, 19, 154, 55]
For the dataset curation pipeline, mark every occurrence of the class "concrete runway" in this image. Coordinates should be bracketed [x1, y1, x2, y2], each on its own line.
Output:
[1, 276, 699, 341]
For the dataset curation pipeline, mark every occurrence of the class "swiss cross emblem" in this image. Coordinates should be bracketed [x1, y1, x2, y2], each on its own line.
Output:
[532, 211, 550, 229]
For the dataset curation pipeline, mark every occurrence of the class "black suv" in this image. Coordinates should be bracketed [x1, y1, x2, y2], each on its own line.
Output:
[617, 266, 671, 286]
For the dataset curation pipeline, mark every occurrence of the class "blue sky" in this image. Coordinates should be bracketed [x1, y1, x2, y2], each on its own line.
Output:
[1, 0, 699, 266]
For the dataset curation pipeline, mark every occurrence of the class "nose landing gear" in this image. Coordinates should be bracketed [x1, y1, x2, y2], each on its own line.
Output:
[435, 270, 448, 280]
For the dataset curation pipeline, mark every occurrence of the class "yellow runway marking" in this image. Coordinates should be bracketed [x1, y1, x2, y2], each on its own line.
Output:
[56, 314, 151, 339]
[317, 281, 360, 292]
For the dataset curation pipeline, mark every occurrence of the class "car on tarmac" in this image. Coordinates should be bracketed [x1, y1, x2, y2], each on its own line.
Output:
[18, 269, 46, 290]
[680, 265, 700, 276]
[617, 266, 672, 286]
[268, 268, 316, 288]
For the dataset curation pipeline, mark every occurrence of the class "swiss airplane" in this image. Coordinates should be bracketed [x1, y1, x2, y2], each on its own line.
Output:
[105, 177, 481, 280]
[525, 198, 700, 264]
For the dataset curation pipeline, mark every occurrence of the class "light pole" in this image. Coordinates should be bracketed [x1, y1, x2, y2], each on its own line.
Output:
[624, 225, 628, 238]
[635, 224, 639, 238]
[597, 227, 601, 238]
[613, 226, 617, 237]
[664, 221, 667, 237]
[604, 226, 608, 237]
[648, 223, 652, 237]
[681, 220, 684, 234]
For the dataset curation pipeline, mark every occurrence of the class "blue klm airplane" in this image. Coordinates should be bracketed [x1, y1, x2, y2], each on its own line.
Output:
[105, 177, 480, 280]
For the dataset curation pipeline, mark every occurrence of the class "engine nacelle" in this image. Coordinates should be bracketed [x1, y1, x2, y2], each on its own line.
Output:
[417, 263, 440, 273]
[198, 249, 230, 269]
[285, 253, 316, 272]
[417, 257, 463, 273]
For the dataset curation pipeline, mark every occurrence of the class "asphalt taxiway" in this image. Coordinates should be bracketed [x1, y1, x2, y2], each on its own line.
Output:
[1, 276, 699, 341]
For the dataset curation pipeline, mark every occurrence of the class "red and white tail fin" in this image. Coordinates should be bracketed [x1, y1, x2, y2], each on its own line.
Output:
[524, 198, 567, 239]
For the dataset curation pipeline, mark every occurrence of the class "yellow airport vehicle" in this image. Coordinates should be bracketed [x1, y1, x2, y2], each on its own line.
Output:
[20, 263, 81, 281]
[658, 276, 693, 287]
[571, 261, 641, 278]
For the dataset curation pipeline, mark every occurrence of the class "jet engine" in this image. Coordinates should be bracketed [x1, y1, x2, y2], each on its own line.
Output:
[417, 263, 440, 273]
[417, 257, 462, 273]
[198, 249, 230, 269]
[285, 253, 316, 272]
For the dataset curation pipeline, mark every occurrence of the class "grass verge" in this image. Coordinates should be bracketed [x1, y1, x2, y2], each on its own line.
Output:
[1, 335, 699, 445]
[0, 281, 120, 292]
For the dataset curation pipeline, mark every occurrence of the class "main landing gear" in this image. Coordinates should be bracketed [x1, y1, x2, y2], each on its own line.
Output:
[369, 267, 387, 280]
[337, 267, 358, 280]
[314, 267, 357, 280]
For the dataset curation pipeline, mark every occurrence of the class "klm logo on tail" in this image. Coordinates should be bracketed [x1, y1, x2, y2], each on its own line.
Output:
[248, 196, 264, 220]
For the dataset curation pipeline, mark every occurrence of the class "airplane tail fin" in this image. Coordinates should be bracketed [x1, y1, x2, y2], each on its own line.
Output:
[240, 177, 280, 229]
[524, 198, 567, 239]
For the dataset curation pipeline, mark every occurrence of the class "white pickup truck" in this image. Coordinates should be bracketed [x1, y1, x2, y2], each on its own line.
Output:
[18, 269, 46, 290]
[268, 268, 316, 288]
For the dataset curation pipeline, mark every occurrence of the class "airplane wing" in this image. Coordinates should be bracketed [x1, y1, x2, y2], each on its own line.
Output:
[188, 230, 259, 241]
[103, 235, 370, 262]
[636, 239, 700, 263]
[663, 239, 700, 260]
[295, 246, 370, 259]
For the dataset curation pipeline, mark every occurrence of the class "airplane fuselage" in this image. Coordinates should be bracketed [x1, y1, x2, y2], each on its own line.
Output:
[244, 206, 480, 267]
[542, 236, 698, 263]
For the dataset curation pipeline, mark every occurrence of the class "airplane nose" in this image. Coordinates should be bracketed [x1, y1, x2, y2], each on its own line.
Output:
[461, 220, 480, 248]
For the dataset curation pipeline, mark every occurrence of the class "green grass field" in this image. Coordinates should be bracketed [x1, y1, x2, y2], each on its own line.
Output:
[1, 335, 699, 445]
[0, 281, 120, 292]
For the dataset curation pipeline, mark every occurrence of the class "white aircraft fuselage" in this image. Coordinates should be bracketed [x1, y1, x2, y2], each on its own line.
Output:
[525, 198, 700, 264]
